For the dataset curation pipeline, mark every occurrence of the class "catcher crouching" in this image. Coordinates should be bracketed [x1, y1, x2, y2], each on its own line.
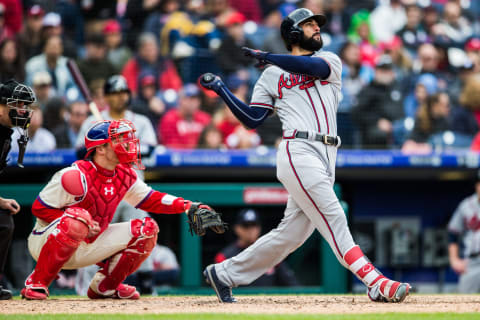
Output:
[21, 119, 226, 300]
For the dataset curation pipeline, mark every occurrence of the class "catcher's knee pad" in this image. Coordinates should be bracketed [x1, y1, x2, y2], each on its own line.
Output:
[24, 208, 92, 292]
[59, 207, 93, 245]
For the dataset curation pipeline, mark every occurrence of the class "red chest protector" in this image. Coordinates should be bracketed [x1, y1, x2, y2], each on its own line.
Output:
[71, 161, 137, 236]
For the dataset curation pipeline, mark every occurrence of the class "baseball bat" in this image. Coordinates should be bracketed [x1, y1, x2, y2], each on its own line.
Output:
[66, 59, 103, 121]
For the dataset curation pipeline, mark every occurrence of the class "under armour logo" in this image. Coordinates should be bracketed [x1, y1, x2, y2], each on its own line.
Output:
[104, 186, 114, 196]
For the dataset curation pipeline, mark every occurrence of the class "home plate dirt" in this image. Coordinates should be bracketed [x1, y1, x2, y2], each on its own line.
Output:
[1, 295, 480, 314]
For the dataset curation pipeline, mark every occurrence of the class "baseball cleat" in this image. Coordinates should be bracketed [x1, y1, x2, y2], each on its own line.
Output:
[21, 285, 49, 300]
[0, 286, 12, 300]
[203, 264, 236, 303]
[87, 283, 140, 300]
[367, 277, 411, 303]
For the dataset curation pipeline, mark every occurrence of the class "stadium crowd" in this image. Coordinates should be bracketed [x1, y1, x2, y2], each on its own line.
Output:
[2, 0, 480, 153]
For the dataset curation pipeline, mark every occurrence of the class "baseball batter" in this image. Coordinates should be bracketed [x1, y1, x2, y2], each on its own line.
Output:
[199, 8, 410, 303]
[21, 119, 224, 300]
[448, 178, 480, 293]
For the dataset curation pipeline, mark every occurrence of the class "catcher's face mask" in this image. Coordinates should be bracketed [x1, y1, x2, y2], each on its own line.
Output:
[108, 119, 144, 170]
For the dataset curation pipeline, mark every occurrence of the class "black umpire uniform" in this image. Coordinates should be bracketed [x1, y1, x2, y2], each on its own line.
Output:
[0, 80, 36, 300]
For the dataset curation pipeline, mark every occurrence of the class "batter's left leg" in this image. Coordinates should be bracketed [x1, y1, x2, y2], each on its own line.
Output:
[278, 141, 410, 303]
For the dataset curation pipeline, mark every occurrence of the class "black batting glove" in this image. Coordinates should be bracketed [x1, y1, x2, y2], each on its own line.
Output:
[242, 47, 269, 68]
[198, 73, 224, 93]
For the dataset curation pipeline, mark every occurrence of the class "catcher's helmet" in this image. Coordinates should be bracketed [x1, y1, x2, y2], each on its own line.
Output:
[85, 119, 144, 170]
[104, 75, 131, 95]
[0, 79, 36, 127]
[280, 8, 326, 51]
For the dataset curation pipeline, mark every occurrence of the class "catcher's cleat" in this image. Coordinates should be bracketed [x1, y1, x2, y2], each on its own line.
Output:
[87, 283, 140, 300]
[0, 286, 12, 300]
[367, 277, 411, 303]
[204, 264, 236, 303]
[21, 285, 49, 300]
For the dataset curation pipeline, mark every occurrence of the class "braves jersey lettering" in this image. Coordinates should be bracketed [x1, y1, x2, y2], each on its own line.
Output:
[277, 74, 317, 99]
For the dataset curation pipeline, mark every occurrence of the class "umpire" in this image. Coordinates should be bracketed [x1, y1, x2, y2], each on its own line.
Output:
[0, 79, 36, 299]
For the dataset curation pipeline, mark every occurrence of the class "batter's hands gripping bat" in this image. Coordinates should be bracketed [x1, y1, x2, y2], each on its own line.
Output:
[67, 59, 102, 121]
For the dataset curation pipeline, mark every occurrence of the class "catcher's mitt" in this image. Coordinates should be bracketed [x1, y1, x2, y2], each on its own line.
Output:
[187, 202, 227, 236]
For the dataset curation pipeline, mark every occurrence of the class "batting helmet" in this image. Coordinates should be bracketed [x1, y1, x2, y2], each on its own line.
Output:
[280, 8, 326, 51]
[85, 119, 144, 170]
[104, 75, 131, 95]
[0, 79, 36, 128]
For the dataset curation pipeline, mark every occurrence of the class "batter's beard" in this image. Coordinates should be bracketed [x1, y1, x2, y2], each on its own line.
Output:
[299, 33, 323, 52]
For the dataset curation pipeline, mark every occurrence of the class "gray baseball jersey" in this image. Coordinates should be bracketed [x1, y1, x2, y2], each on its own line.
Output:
[214, 51, 366, 288]
[448, 193, 480, 258]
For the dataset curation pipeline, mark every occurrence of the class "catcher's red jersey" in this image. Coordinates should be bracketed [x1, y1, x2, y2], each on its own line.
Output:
[32, 160, 186, 242]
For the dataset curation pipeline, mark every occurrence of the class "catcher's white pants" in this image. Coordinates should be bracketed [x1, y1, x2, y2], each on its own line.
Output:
[215, 140, 356, 287]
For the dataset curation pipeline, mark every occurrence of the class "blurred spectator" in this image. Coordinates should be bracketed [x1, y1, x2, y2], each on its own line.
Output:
[77, 33, 115, 88]
[403, 73, 438, 119]
[262, 3, 296, 54]
[324, 0, 350, 38]
[103, 19, 132, 73]
[17, 4, 44, 59]
[431, 0, 472, 47]
[122, 32, 182, 96]
[447, 176, 480, 293]
[42, 96, 66, 133]
[216, 106, 261, 149]
[0, 4, 13, 43]
[420, 5, 440, 38]
[464, 38, 480, 73]
[216, 12, 255, 75]
[198, 124, 225, 149]
[302, 0, 324, 15]
[143, 0, 182, 54]
[25, 35, 80, 102]
[131, 71, 166, 130]
[0, 37, 24, 82]
[339, 41, 373, 112]
[369, 0, 406, 43]
[347, 10, 377, 68]
[229, 0, 262, 23]
[379, 36, 412, 84]
[89, 78, 108, 112]
[352, 55, 405, 148]
[41, 12, 77, 58]
[214, 208, 299, 286]
[31, 71, 55, 111]
[459, 74, 480, 129]
[10, 105, 56, 153]
[159, 83, 211, 148]
[55, 0, 85, 47]
[213, 73, 260, 149]
[52, 101, 89, 149]
[402, 92, 455, 153]
[76, 75, 157, 160]
[124, 0, 162, 48]
[396, 4, 429, 57]
[205, 0, 235, 29]
[0, 0, 22, 35]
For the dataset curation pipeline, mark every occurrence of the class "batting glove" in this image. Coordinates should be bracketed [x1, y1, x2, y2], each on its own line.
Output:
[198, 73, 224, 93]
[242, 47, 269, 68]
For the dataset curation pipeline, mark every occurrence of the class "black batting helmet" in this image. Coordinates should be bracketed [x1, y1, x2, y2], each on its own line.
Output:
[104, 75, 131, 95]
[280, 8, 327, 51]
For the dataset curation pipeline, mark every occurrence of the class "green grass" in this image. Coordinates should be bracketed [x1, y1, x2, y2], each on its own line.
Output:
[0, 314, 478, 320]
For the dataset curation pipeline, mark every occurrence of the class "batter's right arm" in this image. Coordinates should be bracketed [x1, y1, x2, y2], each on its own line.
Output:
[199, 73, 270, 129]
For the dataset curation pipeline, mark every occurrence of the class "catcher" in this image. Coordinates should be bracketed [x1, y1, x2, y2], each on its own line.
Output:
[21, 119, 226, 300]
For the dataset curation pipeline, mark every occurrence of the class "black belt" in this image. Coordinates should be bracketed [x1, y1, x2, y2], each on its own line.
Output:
[294, 131, 340, 146]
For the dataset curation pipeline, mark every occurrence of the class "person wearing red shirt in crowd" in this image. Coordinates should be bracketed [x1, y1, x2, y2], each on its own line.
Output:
[159, 83, 211, 148]
[121, 32, 182, 97]
[0, 0, 22, 35]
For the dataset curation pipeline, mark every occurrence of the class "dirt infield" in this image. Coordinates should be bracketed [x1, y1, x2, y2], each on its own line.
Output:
[1, 295, 480, 314]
